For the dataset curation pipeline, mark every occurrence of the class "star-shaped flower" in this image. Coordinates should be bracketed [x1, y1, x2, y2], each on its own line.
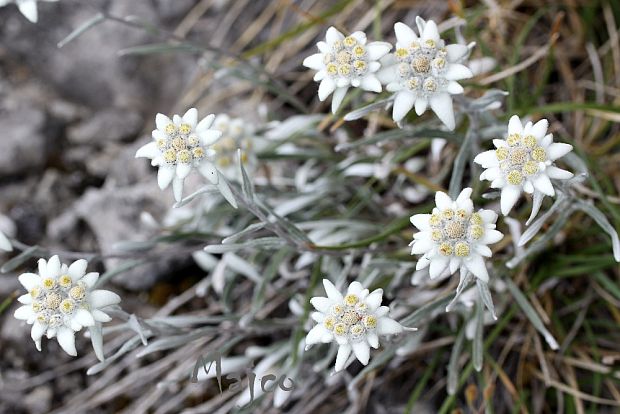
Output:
[211, 114, 256, 180]
[14, 255, 120, 359]
[474, 115, 573, 217]
[377, 18, 472, 129]
[305, 279, 403, 372]
[136, 108, 224, 202]
[410, 188, 503, 282]
[303, 27, 392, 114]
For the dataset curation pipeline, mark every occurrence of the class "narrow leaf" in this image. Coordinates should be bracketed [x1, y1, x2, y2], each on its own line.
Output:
[509, 206, 573, 268]
[1, 245, 41, 273]
[87, 336, 142, 375]
[118, 43, 197, 56]
[526, 190, 545, 226]
[173, 186, 220, 208]
[401, 294, 453, 326]
[217, 173, 238, 209]
[203, 237, 285, 253]
[57, 13, 105, 48]
[446, 268, 472, 312]
[504, 278, 559, 350]
[476, 278, 497, 320]
[223, 253, 262, 283]
[447, 327, 466, 395]
[238, 149, 255, 202]
[222, 223, 266, 244]
[343, 97, 394, 121]
[448, 120, 475, 199]
[576, 200, 620, 262]
[472, 298, 484, 371]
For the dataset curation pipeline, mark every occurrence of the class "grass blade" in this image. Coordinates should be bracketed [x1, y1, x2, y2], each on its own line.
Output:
[504, 278, 559, 350]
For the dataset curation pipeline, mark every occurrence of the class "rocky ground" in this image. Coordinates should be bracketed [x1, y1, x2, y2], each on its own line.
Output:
[0, 1, 215, 412]
[2, 1, 618, 413]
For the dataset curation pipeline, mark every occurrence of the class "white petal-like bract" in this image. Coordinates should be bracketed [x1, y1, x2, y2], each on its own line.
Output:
[474, 115, 573, 218]
[303, 27, 392, 114]
[136, 108, 237, 206]
[410, 189, 503, 285]
[13, 256, 120, 358]
[305, 279, 403, 371]
[381, 18, 473, 129]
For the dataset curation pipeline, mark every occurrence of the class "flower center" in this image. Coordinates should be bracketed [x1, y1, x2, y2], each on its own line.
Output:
[445, 221, 466, 239]
[211, 128, 252, 169]
[32, 276, 89, 329]
[430, 210, 484, 258]
[324, 36, 368, 79]
[395, 39, 448, 94]
[159, 123, 208, 166]
[323, 293, 375, 342]
[496, 133, 548, 185]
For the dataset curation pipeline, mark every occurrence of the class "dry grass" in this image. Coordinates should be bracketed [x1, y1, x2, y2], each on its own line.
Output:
[2, 0, 620, 413]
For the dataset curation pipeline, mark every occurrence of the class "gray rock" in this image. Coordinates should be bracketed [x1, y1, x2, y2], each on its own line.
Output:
[67, 108, 143, 144]
[47, 181, 181, 290]
[1, 311, 27, 343]
[23, 386, 53, 414]
[0, 107, 46, 177]
[0, 0, 196, 111]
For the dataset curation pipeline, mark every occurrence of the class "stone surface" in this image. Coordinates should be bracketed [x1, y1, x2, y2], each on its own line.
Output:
[23, 386, 53, 414]
[0, 0, 196, 111]
[0, 107, 46, 177]
[47, 181, 181, 290]
[67, 107, 143, 144]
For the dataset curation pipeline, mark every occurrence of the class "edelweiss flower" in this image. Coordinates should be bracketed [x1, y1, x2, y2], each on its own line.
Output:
[410, 188, 503, 282]
[474, 115, 573, 216]
[0, 0, 58, 23]
[135, 108, 223, 202]
[14, 255, 120, 359]
[377, 18, 473, 129]
[0, 230, 11, 251]
[303, 27, 391, 113]
[211, 114, 256, 179]
[305, 279, 403, 372]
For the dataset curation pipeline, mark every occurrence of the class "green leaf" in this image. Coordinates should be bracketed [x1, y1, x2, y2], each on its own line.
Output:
[214, 173, 237, 209]
[401, 294, 453, 326]
[117, 43, 198, 56]
[95, 260, 145, 288]
[448, 115, 476, 199]
[476, 278, 497, 320]
[1, 245, 41, 273]
[0, 295, 13, 315]
[504, 278, 558, 350]
[343, 98, 394, 121]
[519, 102, 620, 115]
[203, 237, 286, 253]
[447, 326, 467, 395]
[472, 298, 484, 372]
[594, 273, 620, 301]
[238, 149, 255, 202]
[222, 223, 267, 245]
[575, 200, 620, 262]
[57, 13, 105, 49]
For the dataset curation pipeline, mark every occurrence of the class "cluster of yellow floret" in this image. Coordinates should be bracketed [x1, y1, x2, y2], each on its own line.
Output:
[324, 35, 369, 78]
[429, 209, 485, 258]
[497, 133, 548, 186]
[394, 38, 448, 93]
[156, 122, 206, 166]
[322, 293, 378, 342]
[30, 275, 87, 328]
